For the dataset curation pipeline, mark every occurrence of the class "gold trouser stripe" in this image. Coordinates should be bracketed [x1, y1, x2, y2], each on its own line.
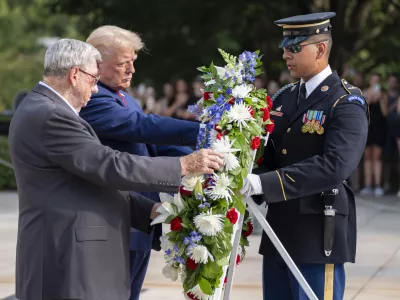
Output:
[324, 264, 334, 300]
[285, 173, 295, 182]
[275, 170, 287, 201]
[282, 20, 330, 29]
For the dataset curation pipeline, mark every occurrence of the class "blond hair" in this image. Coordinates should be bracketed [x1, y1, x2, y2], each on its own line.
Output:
[86, 25, 144, 59]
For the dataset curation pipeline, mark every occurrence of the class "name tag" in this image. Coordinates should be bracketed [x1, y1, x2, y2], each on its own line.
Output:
[271, 110, 283, 117]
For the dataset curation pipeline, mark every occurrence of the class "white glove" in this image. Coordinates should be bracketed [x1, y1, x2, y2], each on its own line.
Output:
[240, 174, 263, 198]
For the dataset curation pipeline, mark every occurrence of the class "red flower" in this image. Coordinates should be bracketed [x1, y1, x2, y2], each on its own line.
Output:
[170, 217, 183, 231]
[249, 107, 254, 117]
[180, 186, 192, 196]
[203, 92, 211, 100]
[187, 258, 197, 271]
[226, 208, 238, 224]
[266, 95, 273, 109]
[250, 136, 261, 150]
[214, 124, 222, 132]
[243, 222, 254, 237]
[260, 107, 270, 122]
[263, 109, 270, 122]
[236, 254, 241, 265]
[265, 120, 275, 134]
[257, 157, 265, 165]
[224, 276, 228, 283]
[187, 292, 198, 300]
[228, 97, 235, 105]
[217, 133, 223, 140]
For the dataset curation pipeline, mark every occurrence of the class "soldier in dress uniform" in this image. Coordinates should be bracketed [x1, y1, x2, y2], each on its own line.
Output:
[240, 12, 369, 300]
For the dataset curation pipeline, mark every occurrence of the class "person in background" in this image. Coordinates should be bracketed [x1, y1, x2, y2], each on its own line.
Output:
[383, 74, 399, 194]
[360, 73, 388, 197]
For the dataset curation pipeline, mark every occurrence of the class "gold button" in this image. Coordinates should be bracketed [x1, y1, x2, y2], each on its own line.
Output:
[282, 149, 287, 155]
[287, 128, 291, 133]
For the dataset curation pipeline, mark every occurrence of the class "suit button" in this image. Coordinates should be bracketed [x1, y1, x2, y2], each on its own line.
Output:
[282, 149, 287, 155]
[287, 128, 291, 133]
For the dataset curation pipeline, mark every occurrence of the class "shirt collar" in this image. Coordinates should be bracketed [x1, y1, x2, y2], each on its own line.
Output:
[300, 65, 332, 98]
[39, 81, 78, 115]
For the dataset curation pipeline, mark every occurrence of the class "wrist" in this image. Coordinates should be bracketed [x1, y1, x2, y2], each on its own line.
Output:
[179, 157, 188, 176]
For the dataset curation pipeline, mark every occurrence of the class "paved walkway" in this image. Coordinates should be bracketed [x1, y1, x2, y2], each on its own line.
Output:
[1, 191, 400, 299]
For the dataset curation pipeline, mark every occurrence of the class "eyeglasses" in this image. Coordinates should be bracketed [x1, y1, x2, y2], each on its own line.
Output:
[78, 68, 100, 86]
[284, 40, 328, 54]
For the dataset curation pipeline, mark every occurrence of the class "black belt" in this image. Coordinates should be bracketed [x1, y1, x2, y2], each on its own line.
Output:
[321, 188, 339, 257]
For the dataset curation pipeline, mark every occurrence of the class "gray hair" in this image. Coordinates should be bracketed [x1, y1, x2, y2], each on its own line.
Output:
[44, 38, 102, 77]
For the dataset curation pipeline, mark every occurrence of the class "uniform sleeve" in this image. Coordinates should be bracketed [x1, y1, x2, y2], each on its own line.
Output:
[258, 95, 368, 204]
[80, 94, 200, 146]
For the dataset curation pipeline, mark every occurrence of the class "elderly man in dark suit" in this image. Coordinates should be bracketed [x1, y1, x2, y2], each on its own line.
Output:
[8, 38, 223, 300]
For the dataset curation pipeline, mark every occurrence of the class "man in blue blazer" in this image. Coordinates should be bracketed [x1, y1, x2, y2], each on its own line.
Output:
[80, 26, 202, 300]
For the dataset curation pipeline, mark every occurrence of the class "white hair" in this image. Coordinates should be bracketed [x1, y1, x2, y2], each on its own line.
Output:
[44, 38, 102, 77]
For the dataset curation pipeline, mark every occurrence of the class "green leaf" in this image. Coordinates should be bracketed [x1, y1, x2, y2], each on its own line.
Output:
[216, 257, 229, 266]
[233, 196, 246, 214]
[203, 261, 222, 279]
[199, 277, 213, 295]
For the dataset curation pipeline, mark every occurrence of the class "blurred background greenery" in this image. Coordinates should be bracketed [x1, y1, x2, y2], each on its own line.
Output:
[0, 0, 399, 189]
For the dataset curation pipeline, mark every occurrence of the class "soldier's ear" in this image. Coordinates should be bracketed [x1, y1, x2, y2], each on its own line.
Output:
[316, 42, 326, 59]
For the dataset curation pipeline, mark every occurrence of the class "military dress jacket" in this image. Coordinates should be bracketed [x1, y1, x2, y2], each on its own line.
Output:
[254, 71, 369, 264]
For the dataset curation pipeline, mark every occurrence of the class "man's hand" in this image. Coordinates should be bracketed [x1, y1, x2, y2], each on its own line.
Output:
[180, 149, 224, 176]
[240, 174, 264, 198]
[150, 203, 162, 220]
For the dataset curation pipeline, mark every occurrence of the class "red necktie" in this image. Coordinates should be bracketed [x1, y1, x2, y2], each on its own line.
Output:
[117, 91, 128, 108]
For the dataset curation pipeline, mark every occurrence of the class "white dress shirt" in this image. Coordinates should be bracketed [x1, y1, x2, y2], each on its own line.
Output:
[300, 65, 332, 98]
[39, 81, 78, 115]
[243, 65, 333, 198]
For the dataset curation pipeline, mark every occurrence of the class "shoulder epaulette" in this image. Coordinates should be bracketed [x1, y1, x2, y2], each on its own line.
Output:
[271, 81, 299, 101]
[341, 79, 362, 95]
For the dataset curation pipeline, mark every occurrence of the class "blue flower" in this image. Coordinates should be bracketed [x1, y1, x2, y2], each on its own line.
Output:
[184, 237, 190, 245]
[165, 249, 172, 256]
[173, 244, 179, 252]
[173, 255, 185, 265]
[198, 204, 205, 209]
[216, 95, 225, 105]
[226, 87, 232, 95]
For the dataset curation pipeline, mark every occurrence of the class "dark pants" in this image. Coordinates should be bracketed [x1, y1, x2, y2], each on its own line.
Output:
[129, 250, 151, 300]
[262, 259, 345, 300]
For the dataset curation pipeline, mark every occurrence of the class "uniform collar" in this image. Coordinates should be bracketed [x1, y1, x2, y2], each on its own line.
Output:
[300, 65, 332, 98]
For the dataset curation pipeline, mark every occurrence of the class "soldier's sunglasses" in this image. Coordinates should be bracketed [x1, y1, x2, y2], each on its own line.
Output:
[284, 40, 328, 54]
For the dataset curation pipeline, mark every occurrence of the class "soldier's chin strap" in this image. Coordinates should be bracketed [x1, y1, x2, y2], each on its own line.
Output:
[321, 188, 339, 256]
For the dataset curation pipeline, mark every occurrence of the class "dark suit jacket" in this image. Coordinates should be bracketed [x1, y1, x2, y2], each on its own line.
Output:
[79, 82, 197, 251]
[8, 83, 182, 300]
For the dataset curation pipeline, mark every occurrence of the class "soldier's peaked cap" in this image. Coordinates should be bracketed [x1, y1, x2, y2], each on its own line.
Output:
[275, 12, 336, 48]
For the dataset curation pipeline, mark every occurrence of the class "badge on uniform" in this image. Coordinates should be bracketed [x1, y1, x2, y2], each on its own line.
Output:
[301, 110, 325, 135]
[271, 105, 283, 117]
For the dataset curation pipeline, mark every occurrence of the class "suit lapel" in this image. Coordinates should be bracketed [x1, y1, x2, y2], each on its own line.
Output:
[33, 84, 99, 140]
[289, 72, 340, 126]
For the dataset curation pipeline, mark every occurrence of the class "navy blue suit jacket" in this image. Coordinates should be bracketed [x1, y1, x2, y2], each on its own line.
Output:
[80, 82, 199, 251]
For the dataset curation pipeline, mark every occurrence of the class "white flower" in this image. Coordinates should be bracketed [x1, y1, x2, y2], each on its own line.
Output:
[211, 136, 240, 171]
[162, 260, 180, 281]
[188, 245, 214, 264]
[209, 129, 219, 144]
[150, 193, 185, 225]
[186, 285, 212, 300]
[226, 101, 254, 131]
[232, 84, 252, 99]
[205, 173, 234, 202]
[199, 108, 211, 122]
[194, 211, 224, 237]
[181, 174, 204, 191]
[215, 66, 227, 79]
[205, 79, 216, 86]
[150, 202, 174, 225]
[160, 235, 174, 251]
